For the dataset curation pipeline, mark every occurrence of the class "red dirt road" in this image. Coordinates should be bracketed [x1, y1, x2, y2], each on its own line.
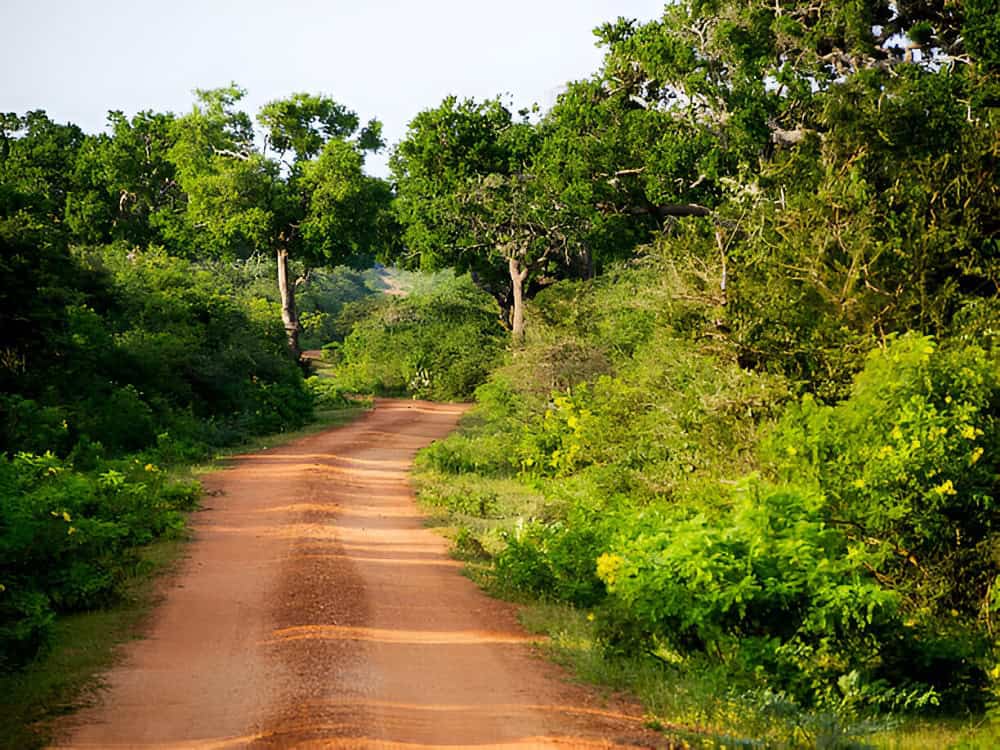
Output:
[54, 400, 663, 749]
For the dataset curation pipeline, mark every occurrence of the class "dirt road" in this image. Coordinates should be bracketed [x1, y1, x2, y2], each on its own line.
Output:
[55, 400, 662, 749]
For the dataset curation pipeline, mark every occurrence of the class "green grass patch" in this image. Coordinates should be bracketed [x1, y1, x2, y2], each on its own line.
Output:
[0, 538, 184, 750]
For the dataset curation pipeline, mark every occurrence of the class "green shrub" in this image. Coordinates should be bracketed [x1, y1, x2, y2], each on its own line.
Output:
[1, 246, 314, 459]
[769, 335, 999, 619]
[0, 453, 200, 669]
[330, 273, 505, 401]
[0, 396, 72, 457]
[495, 515, 609, 608]
[305, 376, 352, 409]
[596, 486, 914, 709]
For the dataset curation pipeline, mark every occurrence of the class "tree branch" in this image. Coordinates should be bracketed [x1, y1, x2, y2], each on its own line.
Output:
[211, 146, 252, 160]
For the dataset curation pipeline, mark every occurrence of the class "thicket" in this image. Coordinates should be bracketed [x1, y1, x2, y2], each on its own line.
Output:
[324, 272, 506, 400]
[1, 92, 388, 679]
[404, 1, 999, 741]
[417, 258, 999, 742]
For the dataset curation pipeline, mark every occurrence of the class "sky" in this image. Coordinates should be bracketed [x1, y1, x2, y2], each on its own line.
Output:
[1, 0, 665, 177]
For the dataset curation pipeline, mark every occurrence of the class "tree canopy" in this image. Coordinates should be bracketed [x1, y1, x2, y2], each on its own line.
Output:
[170, 85, 394, 355]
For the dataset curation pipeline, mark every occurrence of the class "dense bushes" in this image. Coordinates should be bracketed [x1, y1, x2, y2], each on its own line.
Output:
[415, 253, 1000, 726]
[291, 265, 380, 349]
[0, 453, 199, 670]
[1, 246, 313, 461]
[592, 336, 999, 712]
[326, 272, 505, 400]
[768, 337, 999, 630]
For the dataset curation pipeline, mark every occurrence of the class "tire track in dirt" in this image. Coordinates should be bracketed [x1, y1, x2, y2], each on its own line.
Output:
[53, 399, 664, 749]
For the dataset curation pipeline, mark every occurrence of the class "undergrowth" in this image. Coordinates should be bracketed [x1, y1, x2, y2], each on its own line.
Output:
[412, 251, 1000, 749]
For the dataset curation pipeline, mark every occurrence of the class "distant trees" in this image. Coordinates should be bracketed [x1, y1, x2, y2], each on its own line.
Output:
[390, 94, 665, 341]
[3, 86, 396, 363]
[0, 112, 93, 395]
[391, 97, 536, 340]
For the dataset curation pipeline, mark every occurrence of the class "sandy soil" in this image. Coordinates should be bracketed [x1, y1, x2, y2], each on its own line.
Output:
[53, 400, 664, 749]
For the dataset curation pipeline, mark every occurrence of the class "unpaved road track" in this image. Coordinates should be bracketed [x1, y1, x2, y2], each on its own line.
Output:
[54, 400, 662, 749]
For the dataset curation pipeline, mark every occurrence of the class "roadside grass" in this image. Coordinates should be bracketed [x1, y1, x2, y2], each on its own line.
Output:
[414, 469, 548, 557]
[0, 402, 371, 750]
[0, 539, 185, 750]
[517, 602, 1000, 749]
[413, 466, 1000, 750]
[868, 720, 1000, 750]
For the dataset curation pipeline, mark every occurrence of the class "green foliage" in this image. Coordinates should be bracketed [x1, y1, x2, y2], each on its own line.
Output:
[391, 95, 599, 336]
[66, 110, 185, 249]
[0, 245, 314, 458]
[167, 84, 394, 353]
[596, 486, 915, 711]
[330, 273, 505, 400]
[304, 376, 351, 409]
[494, 509, 613, 608]
[2, 1, 999, 742]
[766, 336, 999, 710]
[0, 452, 198, 669]
[415, 261, 999, 721]
[296, 266, 378, 348]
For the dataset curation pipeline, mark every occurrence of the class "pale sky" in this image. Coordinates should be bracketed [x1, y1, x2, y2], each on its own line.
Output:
[1, 0, 665, 176]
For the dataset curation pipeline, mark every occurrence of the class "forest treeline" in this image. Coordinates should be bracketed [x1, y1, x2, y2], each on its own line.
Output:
[2, 0, 999, 745]
[0, 89, 394, 673]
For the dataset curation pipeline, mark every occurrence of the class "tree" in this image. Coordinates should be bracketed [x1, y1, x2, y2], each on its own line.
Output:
[393, 96, 609, 341]
[0, 111, 85, 234]
[571, 3, 999, 390]
[0, 112, 97, 395]
[67, 110, 187, 249]
[169, 86, 392, 357]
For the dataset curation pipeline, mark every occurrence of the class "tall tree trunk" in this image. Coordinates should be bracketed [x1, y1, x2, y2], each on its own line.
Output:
[470, 269, 513, 331]
[509, 256, 529, 344]
[579, 246, 595, 280]
[276, 246, 301, 358]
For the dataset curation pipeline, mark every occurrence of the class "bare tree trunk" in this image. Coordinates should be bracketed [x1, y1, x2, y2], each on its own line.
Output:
[276, 247, 301, 358]
[509, 256, 529, 344]
[579, 246, 595, 280]
[715, 228, 728, 307]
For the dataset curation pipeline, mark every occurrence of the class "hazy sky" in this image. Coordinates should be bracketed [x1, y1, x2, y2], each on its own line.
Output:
[1, 0, 665, 176]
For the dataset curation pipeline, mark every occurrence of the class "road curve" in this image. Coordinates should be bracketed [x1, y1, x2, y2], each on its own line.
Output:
[54, 399, 662, 749]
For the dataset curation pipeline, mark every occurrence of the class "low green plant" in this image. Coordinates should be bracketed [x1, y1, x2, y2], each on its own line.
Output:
[0, 452, 199, 670]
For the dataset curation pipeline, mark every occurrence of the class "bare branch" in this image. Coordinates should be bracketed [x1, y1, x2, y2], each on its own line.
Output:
[211, 146, 252, 161]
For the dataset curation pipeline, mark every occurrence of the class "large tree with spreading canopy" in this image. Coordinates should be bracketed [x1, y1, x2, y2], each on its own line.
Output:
[170, 85, 394, 357]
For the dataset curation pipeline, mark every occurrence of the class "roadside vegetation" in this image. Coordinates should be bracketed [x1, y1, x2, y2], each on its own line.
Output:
[414, 253, 999, 747]
[393, 2, 999, 747]
[0, 95, 382, 746]
[3, 1, 998, 747]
